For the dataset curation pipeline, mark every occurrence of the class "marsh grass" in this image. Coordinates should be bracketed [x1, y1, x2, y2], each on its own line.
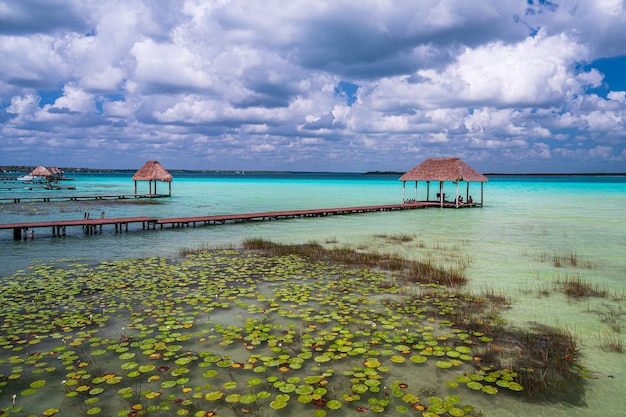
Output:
[407, 285, 585, 401]
[243, 238, 468, 286]
[611, 289, 626, 301]
[599, 328, 624, 353]
[537, 281, 553, 297]
[554, 274, 608, 299]
[373, 233, 415, 243]
[178, 243, 236, 257]
[480, 325, 585, 402]
[480, 285, 511, 305]
[537, 251, 594, 269]
[586, 303, 624, 333]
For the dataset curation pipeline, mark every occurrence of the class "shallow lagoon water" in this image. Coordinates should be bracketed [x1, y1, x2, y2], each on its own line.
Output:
[0, 172, 625, 417]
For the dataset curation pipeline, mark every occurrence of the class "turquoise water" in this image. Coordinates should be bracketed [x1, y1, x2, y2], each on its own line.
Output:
[1, 172, 625, 416]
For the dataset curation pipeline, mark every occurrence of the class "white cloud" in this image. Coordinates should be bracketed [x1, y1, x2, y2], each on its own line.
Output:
[0, 0, 625, 172]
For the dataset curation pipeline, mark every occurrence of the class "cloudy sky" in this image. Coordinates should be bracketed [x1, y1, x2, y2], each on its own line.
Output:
[1, 0, 625, 173]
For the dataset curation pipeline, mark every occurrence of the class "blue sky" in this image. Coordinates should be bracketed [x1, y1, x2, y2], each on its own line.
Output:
[1, 0, 625, 173]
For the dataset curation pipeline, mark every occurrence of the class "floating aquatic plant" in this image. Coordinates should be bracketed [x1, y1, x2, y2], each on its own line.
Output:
[0, 245, 589, 416]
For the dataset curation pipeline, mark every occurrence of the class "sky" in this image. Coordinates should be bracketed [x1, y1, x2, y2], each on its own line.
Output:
[1, 0, 625, 173]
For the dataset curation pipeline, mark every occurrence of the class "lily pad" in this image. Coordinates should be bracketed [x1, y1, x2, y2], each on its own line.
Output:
[467, 381, 483, 390]
[327, 399, 342, 409]
[205, 391, 224, 401]
[30, 380, 47, 388]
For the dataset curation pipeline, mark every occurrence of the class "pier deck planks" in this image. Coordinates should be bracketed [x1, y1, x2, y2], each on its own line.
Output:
[0, 202, 480, 241]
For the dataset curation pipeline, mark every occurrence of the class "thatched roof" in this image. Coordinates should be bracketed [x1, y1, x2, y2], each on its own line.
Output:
[132, 160, 172, 182]
[48, 167, 63, 175]
[399, 157, 488, 182]
[30, 166, 52, 177]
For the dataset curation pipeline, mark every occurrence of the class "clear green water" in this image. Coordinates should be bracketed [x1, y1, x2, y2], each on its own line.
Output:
[0, 173, 625, 416]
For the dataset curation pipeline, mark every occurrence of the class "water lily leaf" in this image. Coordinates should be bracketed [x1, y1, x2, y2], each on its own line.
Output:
[270, 400, 288, 409]
[240, 393, 257, 404]
[30, 380, 46, 388]
[482, 385, 498, 394]
[205, 391, 224, 401]
[467, 381, 483, 390]
[225, 393, 241, 403]
[327, 399, 342, 409]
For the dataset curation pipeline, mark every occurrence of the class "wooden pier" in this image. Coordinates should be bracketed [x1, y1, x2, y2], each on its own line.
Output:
[0, 193, 171, 204]
[0, 201, 482, 241]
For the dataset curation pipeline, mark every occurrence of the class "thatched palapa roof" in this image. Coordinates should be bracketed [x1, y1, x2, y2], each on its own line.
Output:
[132, 160, 172, 182]
[399, 157, 488, 182]
[30, 166, 52, 177]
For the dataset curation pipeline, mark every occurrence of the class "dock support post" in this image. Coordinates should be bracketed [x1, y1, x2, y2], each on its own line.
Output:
[13, 228, 21, 240]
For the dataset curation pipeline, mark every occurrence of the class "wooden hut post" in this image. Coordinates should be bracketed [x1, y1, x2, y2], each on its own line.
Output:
[481, 183, 484, 205]
[402, 181, 406, 202]
[455, 181, 460, 208]
[426, 181, 430, 202]
[414, 181, 418, 201]
[439, 181, 444, 208]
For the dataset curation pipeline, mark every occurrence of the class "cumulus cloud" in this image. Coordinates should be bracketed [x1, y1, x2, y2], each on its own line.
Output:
[0, 0, 625, 172]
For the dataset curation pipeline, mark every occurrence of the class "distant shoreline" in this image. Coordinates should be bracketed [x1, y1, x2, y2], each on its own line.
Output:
[2, 166, 624, 176]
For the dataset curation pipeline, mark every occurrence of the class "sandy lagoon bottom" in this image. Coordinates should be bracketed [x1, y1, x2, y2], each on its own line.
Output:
[0, 240, 605, 417]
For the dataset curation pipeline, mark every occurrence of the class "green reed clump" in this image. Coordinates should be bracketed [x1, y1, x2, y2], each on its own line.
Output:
[587, 303, 624, 333]
[373, 233, 415, 243]
[600, 328, 624, 353]
[178, 244, 214, 256]
[422, 284, 586, 402]
[431, 287, 509, 336]
[479, 324, 586, 403]
[405, 259, 467, 287]
[538, 251, 594, 269]
[243, 238, 466, 286]
[554, 274, 608, 299]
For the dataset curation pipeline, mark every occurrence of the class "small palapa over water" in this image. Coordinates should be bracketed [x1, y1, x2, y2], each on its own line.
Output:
[132, 160, 173, 196]
[399, 157, 488, 207]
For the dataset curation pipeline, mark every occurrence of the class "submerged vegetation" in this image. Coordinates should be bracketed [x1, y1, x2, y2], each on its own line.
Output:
[0, 240, 591, 416]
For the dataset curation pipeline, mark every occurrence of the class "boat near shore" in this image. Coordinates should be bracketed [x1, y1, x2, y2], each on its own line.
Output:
[16, 174, 47, 183]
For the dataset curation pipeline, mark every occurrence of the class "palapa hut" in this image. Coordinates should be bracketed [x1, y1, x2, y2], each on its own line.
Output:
[132, 160, 172, 196]
[47, 167, 64, 181]
[30, 165, 52, 179]
[399, 157, 488, 208]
